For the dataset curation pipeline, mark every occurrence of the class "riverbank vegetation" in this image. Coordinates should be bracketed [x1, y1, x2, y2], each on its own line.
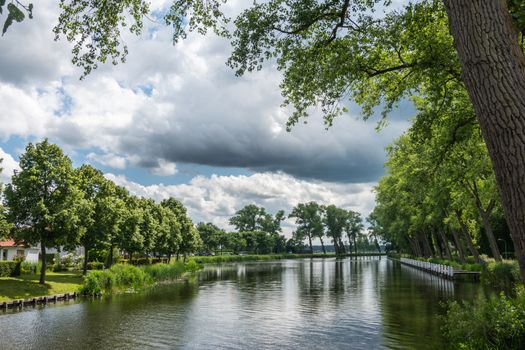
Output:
[79, 261, 200, 296]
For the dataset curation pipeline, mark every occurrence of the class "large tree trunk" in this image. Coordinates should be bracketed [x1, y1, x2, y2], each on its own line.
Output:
[481, 212, 503, 262]
[439, 229, 452, 260]
[308, 234, 313, 254]
[432, 230, 443, 258]
[455, 210, 481, 262]
[451, 228, 466, 263]
[39, 239, 46, 285]
[444, 0, 525, 281]
[422, 233, 434, 258]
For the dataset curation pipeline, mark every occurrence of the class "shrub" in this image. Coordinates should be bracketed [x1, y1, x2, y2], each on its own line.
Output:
[442, 290, 525, 349]
[481, 261, 520, 294]
[185, 259, 203, 273]
[20, 261, 41, 275]
[142, 262, 186, 281]
[61, 253, 83, 269]
[0, 261, 21, 277]
[80, 270, 115, 296]
[87, 261, 105, 270]
[109, 264, 151, 291]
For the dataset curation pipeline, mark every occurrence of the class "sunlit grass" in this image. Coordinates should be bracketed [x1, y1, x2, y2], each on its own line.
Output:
[0, 271, 83, 301]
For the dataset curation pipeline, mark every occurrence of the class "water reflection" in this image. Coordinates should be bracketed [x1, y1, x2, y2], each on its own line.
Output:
[0, 258, 483, 349]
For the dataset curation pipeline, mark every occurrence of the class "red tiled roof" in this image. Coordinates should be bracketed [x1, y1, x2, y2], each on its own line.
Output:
[0, 240, 23, 247]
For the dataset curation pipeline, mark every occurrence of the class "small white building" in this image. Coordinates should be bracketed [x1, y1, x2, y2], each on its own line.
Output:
[0, 240, 39, 262]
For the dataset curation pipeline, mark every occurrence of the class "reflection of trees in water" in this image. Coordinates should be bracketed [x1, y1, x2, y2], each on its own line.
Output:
[378, 261, 485, 350]
[198, 263, 286, 285]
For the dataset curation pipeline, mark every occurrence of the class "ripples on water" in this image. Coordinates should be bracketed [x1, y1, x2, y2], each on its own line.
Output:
[0, 258, 482, 349]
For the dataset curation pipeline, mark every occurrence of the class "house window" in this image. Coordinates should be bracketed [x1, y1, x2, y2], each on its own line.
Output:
[2, 250, 6, 261]
[16, 249, 25, 258]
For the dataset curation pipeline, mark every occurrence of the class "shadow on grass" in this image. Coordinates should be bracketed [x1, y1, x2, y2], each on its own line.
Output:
[20, 272, 83, 285]
[0, 278, 51, 300]
[0, 272, 83, 301]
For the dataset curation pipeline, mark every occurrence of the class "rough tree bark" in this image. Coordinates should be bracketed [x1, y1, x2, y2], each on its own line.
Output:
[444, 0, 525, 281]
[451, 228, 467, 263]
[439, 229, 452, 260]
[455, 209, 481, 262]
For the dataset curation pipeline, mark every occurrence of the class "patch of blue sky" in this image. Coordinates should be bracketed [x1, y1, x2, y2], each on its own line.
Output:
[135, 84, 154, 97]
[0, 136, 31, 159]
[54, 86, 73, 117]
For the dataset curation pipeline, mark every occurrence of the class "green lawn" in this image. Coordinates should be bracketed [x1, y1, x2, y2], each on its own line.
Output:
[0, 272, 83, 302]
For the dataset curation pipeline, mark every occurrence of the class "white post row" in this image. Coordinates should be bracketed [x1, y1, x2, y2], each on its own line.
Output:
[399, 258, 454, 277]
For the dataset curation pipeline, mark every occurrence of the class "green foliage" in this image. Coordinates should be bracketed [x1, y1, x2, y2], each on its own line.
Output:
[0, 261, 21, 277]
[2, 2, 32, 36]
[80, 262, 191, 296]
[161, 197, 201, 257]
[110, 264, 151, 290]
[53, 253, 64, 272]
[289, 202, 324, 253]
[190, 253, 337, 264]
[229, 204, 285, 234]
[184, 259, 202, 273]
[141, 262, 186, 281]
[482, 261, 521, 294]
[87, 261, 105, 270]
[20, 261, 41, 275]
[53, 0, 149, 78]
[119, 258, 170, 265]
[5, 139, 85, 283]
[442, 290, 525, 350]
[80, 269, 116, 296]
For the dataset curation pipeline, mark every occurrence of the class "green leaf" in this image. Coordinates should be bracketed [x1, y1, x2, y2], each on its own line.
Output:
[7, 3, 25, 22]
[0, 0, 5, 15]
[2, 15, 13, 36]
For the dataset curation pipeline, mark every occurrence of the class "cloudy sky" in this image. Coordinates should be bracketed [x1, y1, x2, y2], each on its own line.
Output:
[0, 0, 411, 235]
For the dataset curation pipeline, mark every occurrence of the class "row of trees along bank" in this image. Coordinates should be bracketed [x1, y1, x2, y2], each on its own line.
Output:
[369, 80, 513, 264]
[197, 203, 378, 256]
[1, 139, 201, 284]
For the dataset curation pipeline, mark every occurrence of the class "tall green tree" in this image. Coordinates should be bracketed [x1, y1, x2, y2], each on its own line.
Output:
[4, 139, 84, 284]
[138, 198, 161, 259]
[323, 205, 348, 256]
[197, 222, 223, 254]
[118, 195, 144, 261]
[230, 204, 285, 234]
[289, 202, 324, 254]
[345, 210, 364, 254]
[161, 197, 201, 259]
[154, 205, 181, 261]
[100, 185, 127, 267]
[75, 164, 114, 275]
[229, 204, 260, 232]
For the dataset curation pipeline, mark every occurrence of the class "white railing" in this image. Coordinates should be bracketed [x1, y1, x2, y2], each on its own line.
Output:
[400, 257, 454, 277]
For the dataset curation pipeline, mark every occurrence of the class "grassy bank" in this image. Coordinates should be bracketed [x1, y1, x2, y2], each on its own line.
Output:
[191, 252, 385, 264]
[0, 271, 83, 302]
[80, 260, 201, 296]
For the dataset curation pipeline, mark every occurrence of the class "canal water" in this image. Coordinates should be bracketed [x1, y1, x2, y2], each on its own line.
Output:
[0, 258, 482, 349]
